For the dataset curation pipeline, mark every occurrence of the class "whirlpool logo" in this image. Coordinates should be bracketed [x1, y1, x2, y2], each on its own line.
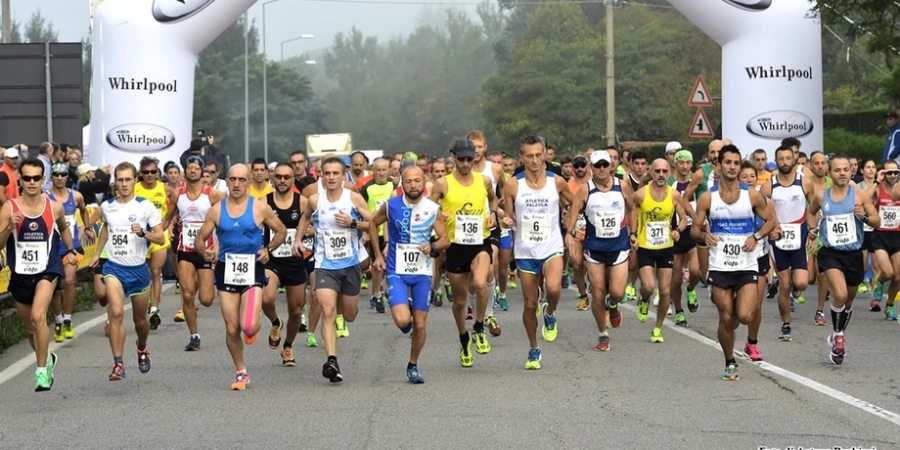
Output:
[722, 0, 771, 11]
[746, 111, 814, 139]
[106, 124, 176, 152]
[152, 0, 215, 23]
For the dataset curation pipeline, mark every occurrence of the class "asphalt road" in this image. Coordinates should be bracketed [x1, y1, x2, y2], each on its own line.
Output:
[1, 278, 898, 450]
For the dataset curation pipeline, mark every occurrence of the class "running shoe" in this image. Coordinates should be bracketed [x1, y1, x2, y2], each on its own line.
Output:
[431, 291, 443, 307]
[524, 348, 542, 370]
[596, 334, 610, 352]
[486, 315, 501, 337]
[561, 274, 569, 289]
[744, 342, 763, 361]
[779, 323, 792, 342]
[172, 309, 185, 323]
[406, 365, 425, 384]
[48, 352, 57, 373]
[369, 295, 378, 309]
[766, 283, 778, 299]
[498, 294, 509, 311]
[243, 331, 257, 345]
[508, 270, 517, 289]
[686, 288, 698, 313]
[109, 362, 125, 381]
[492, 291, 501, 309]
[874, 279, 884, 301]
[636, 298, 650, 323]
[576, 294, 589, 311]
[281, 347, 296, 367]
[278, 287, 286, 294]
[35, 369, 52, 392]
[360, 275, 369, 290]
[472, 331, 491, 354]
[814, 310, 827, 326]
[722, 363, 739, 381]
[443, 277, 454, 300]
[870, 299, 882, 312]
[790, 297, 797, 312]
[625, 284, 636, 303]
[175, 283, 181, 295]
[375, 293, 386, 314]
[299, 313, 308, 333]
[336, 315, 349, 338]
[650, 327, 664, 343]
[149, 310, 162, 329]
[136, 342, 151, 373]
[307, 332, 318, 347]
[828, 333, 845, 365]
[62, 320, 75, 339]
[185, 335, 201, 351]
[858, 282, 868, 294]
[652, 289, 660, 307]
[231, 371, 250, 390]
[466, 305, 473, 320]
[53, 324, 64, 343]
[541, 304, 558, 342]
[322, 360, 343, 383]
[795, 295, 805, 304]
[607, 299, 621, 328]
[268, 317, 283, 349]
[674, 311, 688, 327]
[459, 339, 474, 367]
[885, 305, 898, 321]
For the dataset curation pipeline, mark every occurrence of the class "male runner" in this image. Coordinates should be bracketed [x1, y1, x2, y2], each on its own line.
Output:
[567, 155, 591, 310]
[684, 140, 725, 294]
[370, 165, 449, 383]
[806, 152, 832, 324]
[134, 157, 175, 330]
[360, 157, 394, 313]
[669, 150, 700, 326]
[870, 160, 900, 320]
[249, 158, 273, 199]
[0, 158, 77, 391]
[623, 151, 648, 301]
[92, 162, 166, 381]
[195, 164, 286, 390]
[429, 160, 451, 307]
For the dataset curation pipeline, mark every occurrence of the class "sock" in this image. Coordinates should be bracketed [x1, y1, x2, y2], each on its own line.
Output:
[838, 308, 852, 332]
[486, 280, 496, 317]
[473, 321, 484, 334]
[459, 332, 469, 347]
[63, 314, 72, 322]
[149, 306, 159, 314]
[283, 341, 292, 349]
[783, 321, 790, 327]
[641, 296, 650, 304]
[467, 293, 475, 308]
[36, 367, 47, 374]
[726, 358, 736, 367]
[676, 309, 684, 314]
[686, 286, 695, 292]
[599, 331, 609, 337]
[747, 338, 757, 345]
[191, 333, 199, 339]
[137, 341, 146, 351]
[831, 305, 844, 333]
[55, 315, 63, 325]
[272, 317, 281, 327]
[407, 362, 416, 371]
[328, 355, 337, 364]
[113, 356, 123, 364]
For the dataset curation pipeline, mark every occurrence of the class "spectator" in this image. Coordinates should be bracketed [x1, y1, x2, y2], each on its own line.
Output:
[37, 142, 54, 192]
[75, 163, 112, 205]
[179, 135, 223, 170]
[883, 110, 900, 164]
[1, 147, 20, 201]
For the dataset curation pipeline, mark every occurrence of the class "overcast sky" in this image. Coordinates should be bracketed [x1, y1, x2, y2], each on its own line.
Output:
[12, 0, 481, 60]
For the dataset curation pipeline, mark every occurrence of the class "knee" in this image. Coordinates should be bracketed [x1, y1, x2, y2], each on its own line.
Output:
[414, 319, 426, 334]
[737, 310, 754, 324]
[342, 310, 358, 322]
[470, 280, 487, 293]
[287, 302, 304, 319]
[108, 306, 125, 323]
[63, 277, 75, 289]
[225, 321, 241, 336]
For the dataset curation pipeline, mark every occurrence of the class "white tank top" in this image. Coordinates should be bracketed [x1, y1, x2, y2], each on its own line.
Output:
[708, 186, 757, 272]
[513, 171, 564, 259]
[313, 188, 368, 270]
[176, 184, 213, 252]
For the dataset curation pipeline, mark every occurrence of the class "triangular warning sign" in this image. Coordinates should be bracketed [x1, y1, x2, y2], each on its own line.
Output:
[689, 108, 715, 138]
[688, 75, 714, 107]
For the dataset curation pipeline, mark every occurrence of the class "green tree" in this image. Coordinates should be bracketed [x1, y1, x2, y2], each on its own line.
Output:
[24, 10, 57, 43]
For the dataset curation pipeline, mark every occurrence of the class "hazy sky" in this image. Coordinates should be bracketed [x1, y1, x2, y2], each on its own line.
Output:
[12, 0, 481, 60]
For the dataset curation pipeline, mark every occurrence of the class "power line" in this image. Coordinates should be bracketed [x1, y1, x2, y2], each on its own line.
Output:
[295, 0, 674, 8]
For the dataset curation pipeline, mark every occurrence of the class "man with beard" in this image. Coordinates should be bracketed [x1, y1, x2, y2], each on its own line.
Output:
[806, 151, 832, 326]
[668, 150, 701, 326]
[567, 155, 591, 310]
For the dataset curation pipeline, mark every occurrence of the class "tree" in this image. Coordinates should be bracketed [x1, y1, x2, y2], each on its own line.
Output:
[24, 10, 57, 43]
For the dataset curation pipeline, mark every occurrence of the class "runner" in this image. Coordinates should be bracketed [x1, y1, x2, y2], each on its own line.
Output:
[669, 150, 700, 326]
[249, 158, 273, 199]
[870, 160, 900, 320]
[634, 158, 687, 343]
[295, 156, 371, 382]
[91, 162, 166, 381]
[0, 158, 77, 391]
[429, 138, 498, 367]
[623, 151, 648, 302]
[691, 145, 776, 381]
[429, 160, 451, 307]
[806, 152, 832, 325]
[47, 163, 90, 342]
[134, 157, 175, 331]
[195, 163, 287, 390]
[807, 154, 879, 365]
[261, 163, 310, 366]
[162, 155, 224, 351]
[502, 136, 572, 369]
[564, 150, 635, 351]
[684, 140, 725, 296]
[567, 155, 590, 310]
[370, 165, 449, 383]
[359, 157, 394, 313]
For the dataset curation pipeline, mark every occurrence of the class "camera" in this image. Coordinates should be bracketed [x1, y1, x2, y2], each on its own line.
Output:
[197, 129, 209, 145]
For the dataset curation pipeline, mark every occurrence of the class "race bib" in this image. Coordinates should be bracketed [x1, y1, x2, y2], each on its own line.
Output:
[271, 228, 296, 258]
[826, 213, 857, 246]
[687, 200, 696, 226]
[181, 222, 202, 250]
[645, 221, 671, 247]
[714, 235, 750, 268]
[301, 235, 314, 252]
[324, 229, 353, 260]
[375, 200, 386, 212]
[395, 243, 430, 275]
[455, 214, 483, 245]
[109, 226, 137, 258]
[224, 253, 255, 286]
[15, 241, 47, 275]
[521, 213, 551, 243]
[64, 214, 76, 236]
[776, 223, 802, 251]
[879, 205, 900, 229]
[500, 227, 510, 238]
[594, 210, 619, 239]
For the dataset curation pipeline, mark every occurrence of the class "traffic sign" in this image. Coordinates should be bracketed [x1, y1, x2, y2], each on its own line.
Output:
[689, 108, 715, 138]
[688, 75, 714, 107]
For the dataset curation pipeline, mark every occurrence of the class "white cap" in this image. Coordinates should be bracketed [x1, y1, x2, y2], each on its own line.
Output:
[3, 148, 19, 158]
[590, 150, 611, 165]
[268, 162, 278, 170]
[665, 141, 683, 153]
[76, 163, 97, 177]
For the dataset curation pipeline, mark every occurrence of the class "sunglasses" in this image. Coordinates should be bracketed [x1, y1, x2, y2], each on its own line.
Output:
[21, 175, 42, 182]
[885, 170, 900, 176]
[653, 169, 668, 174]
[573, 162, 588, 169]
[273, 174, 292, 180]
[142, 170, 158, 175]
[593, 161, 610, 169]
[52, 172, 68, 178]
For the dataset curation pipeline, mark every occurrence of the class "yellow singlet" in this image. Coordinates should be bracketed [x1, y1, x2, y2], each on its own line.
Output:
[442, 173, 490, 245]
[134, 181, 168, 219]
[250, 183, 272, 199]
[637, 185, 675, 250]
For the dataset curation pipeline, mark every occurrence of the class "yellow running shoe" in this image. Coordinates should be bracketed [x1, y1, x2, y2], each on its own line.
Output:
[651, 327, 664, 343]
[576, 294, 589, 311]
[459, 339, 474, 367]
[62, 321, 75, 339]
[472, 331, 491, 354]
[336, 314, 349, 338]
[53, 324, 64, 343]
[173, 309, 185, 322]
[524, 348, 541, 370]
[625, 284, 636, 303]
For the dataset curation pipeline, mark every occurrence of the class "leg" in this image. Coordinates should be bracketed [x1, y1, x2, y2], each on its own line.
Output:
[22, 279, 58, 367]
[712, 284, 737, 362]
[130, 291, 151, 348]
[148, 248, 167, 309]
[261, 269, 280, 324]
[587, 262, 609, 333]
[776, 269, 792, 323]
[448, 272, 471, 334]
[519, 268, 542, 348]
[317, 288, 339, 356]
[178, 261, 200, 335]
[196, 268, 216, 307]
[62, 262, 77, 316]
[410, 309, 428, 365]
[470, 251, 492, 323]
[653, 268, 673, 328]
[283, 284, 307, 345]
[104, 277, 128, 359]
[671, 253, 686, 312]
[219, 291, 245, 372]
[239, 286, 263, 337]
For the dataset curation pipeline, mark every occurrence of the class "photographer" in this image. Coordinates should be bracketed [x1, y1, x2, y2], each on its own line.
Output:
[179, 130, 223, 170]
[75, 163, 113, 205]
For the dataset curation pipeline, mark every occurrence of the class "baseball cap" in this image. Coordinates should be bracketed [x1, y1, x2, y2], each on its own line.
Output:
[268, 162, 278, 171]
[573, 155, 588, 166]
[450, 139, 476, 159]
[183, 156, 204, 169]
[674, 150, 693, 163]
[665, 141, 683, 153]
[164, 160, 180, 172]
[590, 150, 611, 166]
[76, 163, 97, 177]
[887, 110, 899, 119]
[4, 148, 19, 158]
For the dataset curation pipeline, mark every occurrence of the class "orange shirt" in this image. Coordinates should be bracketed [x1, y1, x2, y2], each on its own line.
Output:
[567, 177, 587, 194]
[756, 170, 772, 188]
[1, 164, 19, 201]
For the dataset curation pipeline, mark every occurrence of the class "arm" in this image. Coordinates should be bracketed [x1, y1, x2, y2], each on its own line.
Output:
[142, 206, 166, 246]
[858, 188, 881, 229]
[621, 181, 637, 241]
[805, 192, 822, 250]
[429, 177, 446, 204]
[682, 168, 705, 202]
[195, 203, 220, 259]
[0, 203, 12, 248]
[259, 201, 287, 260]
[430, 209, 450, 252]
[672, 191, 687, 237]
[74, 191, 93, 241]
[161, 188, 180, 230]
[691, 192, 712, 245]
[350, 192, 373, 227]
[557, 177, 573, 214]
[293, 194, 316, 257]
[501, 176, 518, 229]
[52, 202, 78, 265]
[368, 202, 388, 269]
[485, 175, 498, 228]
[746, 190, 777, 252]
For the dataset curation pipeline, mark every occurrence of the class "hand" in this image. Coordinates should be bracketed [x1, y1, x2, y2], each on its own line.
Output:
[502, 216, 516, 229]
[629, 234, 638, 249]
[672, 229, 681, 241]
[877, 170, 885, 183]
[208, 135, 215, 145]
[806, 235, 818, 254]
[65, 253, 78, 266]
[11, 212, 23, 226]
[704, 232, 719, 247]
[441, 211, 450, 221]
[89, 255, 100, 268]
[742, 236, 758, 253]
[854, 203, 865, 219]
[362, 232, 370, 246]
[417, 243, 431, 255]
[292, 239, 306, 258]
[373, 257, 386, 272]
[574, 227, 585, 241]
[257, 247, 270, 264]
[486, 213, 496, 229]
[334, 211, 353, 227]
[204, 247, 216, 262]
[130, 223, 142, 235]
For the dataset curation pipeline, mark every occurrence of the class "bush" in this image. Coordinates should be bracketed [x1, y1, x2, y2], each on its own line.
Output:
[823, 129, 886, 162]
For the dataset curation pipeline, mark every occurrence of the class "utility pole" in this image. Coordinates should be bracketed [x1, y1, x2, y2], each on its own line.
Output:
[605, 0, 616, 147]
[2, 0, 11, 44]
[244, 12, 249, 163]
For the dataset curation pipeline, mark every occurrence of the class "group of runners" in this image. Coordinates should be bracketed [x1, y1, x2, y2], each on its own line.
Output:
[6, 130, 900, 393]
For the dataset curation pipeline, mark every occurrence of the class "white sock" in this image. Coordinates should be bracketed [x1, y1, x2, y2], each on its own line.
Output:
[486, 280, 496, 317]
[467, 293, 475, 309]
[149, 306, 159, 313]
[63, 314, 72, 322]
[55, 315, 63, 324]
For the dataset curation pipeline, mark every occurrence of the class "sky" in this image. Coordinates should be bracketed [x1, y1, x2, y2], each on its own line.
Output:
[12, 0, 481, 60]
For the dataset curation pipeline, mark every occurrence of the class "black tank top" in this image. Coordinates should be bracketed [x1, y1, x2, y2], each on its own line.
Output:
[264, 192, 303, 264]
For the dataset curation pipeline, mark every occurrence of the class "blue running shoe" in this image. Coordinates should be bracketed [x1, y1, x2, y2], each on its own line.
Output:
[406, 365, 425, 384]
[874, 279, 884, 302]
[525, 348, 541, 370]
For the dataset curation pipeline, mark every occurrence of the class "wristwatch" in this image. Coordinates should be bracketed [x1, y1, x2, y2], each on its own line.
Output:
[753, 232, 763, 241]
[350, 220, 358, 229]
